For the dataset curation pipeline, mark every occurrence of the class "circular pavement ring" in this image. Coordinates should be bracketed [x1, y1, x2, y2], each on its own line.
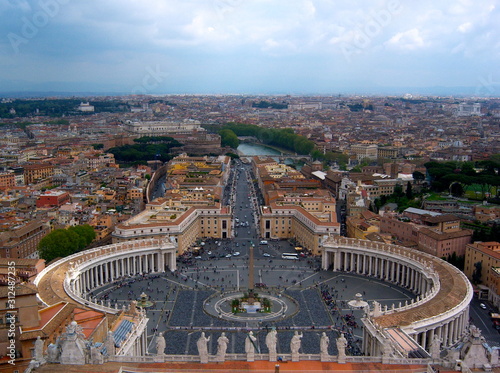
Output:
[206, 291, 299, 322]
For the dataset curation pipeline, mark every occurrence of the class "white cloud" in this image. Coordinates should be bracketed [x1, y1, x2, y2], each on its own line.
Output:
[385, 28, 425, 50]
[458, 22, 473, 33]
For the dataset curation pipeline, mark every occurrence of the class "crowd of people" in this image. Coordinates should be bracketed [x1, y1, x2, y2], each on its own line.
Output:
[320, 283, 363, 356]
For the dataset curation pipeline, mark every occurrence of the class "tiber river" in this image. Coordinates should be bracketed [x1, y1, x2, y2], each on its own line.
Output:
[237, 143, 281, 156]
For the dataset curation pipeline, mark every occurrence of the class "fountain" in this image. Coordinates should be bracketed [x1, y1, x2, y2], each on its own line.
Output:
[137, 292, 155, 308]
[347, 293, 368, 309]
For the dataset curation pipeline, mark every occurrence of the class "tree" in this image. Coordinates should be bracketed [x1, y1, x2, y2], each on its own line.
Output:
[412, 171, 425, 183]
[219, 129, 239, 149]
[393, 184, 404, 198]
[405, 182, 413, 199]
[38, 225, 96, 263]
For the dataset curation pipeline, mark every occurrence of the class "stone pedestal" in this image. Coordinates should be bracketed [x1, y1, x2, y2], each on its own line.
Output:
[337, 353, 346, 364]
[320, 352, 330, 362]
[247, 352, 255, 362]
[269, 352, 277, 362]
[153, 355, 165, 362]
[291, 352, 299, 362]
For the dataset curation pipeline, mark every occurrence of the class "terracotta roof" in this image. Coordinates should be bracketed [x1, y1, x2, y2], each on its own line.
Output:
[421, 214, 460, 223]
[20, 302, 76, 341]
[0, 282, 37, 298]
[419, 227, 472, 241]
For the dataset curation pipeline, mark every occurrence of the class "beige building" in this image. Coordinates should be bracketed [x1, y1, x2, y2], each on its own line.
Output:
[112, 198, 232, 254]
[122, 119, 204, 136]
[346, 210, 381, 240]
[23, 163, 54, 185]
[464, 241, 500, 304]
[350, 144, 378, 161]
[260, 203, 339, 254]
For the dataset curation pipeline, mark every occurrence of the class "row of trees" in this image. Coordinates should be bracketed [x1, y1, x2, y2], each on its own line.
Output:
[212, 123, 315, 155]
[251, 100, 288, 109]
[0, 99, 130, 118]
[38, 225, 96, 263]
[107, 137, 182, 164]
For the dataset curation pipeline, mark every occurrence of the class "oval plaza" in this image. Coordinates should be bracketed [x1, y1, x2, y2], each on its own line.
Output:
[34, 234, 473, 363]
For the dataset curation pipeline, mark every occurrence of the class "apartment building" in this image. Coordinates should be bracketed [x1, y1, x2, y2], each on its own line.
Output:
[23, 163, 54, 185]
[260, 203, 339, 254]
[112, 198, 232, 255]
[0, 220, 51, 259]
[350, 144, 378, 161]
[0, 172, 15, 190]
[380, 210, 472, 257]
[464, 241, 500, 304]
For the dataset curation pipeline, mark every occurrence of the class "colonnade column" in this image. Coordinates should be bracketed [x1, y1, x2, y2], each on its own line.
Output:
[334, 250, 340, 271]
[99, 265, 103, 286]
[443, 322, 449, 347]
[110, 261, 115, 280]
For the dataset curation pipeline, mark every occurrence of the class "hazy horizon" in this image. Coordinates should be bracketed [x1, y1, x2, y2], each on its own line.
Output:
[1, 0, 499, 97]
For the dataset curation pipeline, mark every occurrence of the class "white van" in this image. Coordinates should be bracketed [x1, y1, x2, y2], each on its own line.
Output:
[260, 240, 268, 245]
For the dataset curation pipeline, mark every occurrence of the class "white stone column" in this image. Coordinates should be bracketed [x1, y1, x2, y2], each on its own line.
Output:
[368, 255, 373, 275]
[428, 328, 435, 352]
[99, 264, 103, 285]
[83, 271, 88, 291]
[104, 263, 108, 283]
[110, 260, 115, 280]
[451, 318, 458, 343]
[158, 251, 164, 272]
[447, 320, 454, 345]
[421, 330, 427, 350]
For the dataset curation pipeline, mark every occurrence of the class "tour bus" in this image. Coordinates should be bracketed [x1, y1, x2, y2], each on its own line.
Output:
[282, 253, 299, 260]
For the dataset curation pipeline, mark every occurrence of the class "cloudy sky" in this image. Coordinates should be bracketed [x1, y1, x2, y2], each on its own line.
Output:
[0, 0, 499, 95]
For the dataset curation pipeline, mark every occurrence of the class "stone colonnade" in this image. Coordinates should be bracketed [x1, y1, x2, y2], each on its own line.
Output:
[321, 237, 472, 355]
[323, 249, 431, 295]
[75, 248, 176, 295]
